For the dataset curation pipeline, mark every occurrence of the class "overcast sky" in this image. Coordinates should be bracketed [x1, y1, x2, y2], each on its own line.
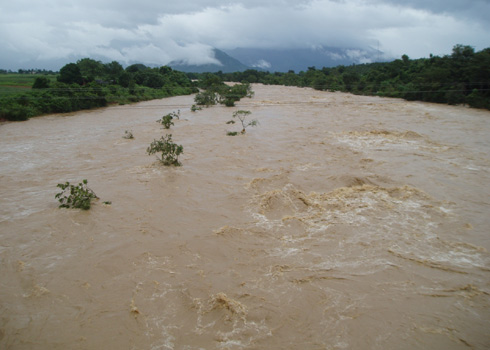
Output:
[1, 0, 489, 70]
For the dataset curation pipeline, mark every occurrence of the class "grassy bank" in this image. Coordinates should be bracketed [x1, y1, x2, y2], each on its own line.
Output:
[0, 74, 57, 97]
[0, 70, 197, 121]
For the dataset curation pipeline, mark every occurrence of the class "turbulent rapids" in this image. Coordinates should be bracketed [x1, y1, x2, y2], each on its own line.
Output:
[1, 85, 489, 349]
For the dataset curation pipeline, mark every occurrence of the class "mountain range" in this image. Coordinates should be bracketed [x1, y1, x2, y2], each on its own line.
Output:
[169, 46, 385, 73]
[169, 49, 249, 73]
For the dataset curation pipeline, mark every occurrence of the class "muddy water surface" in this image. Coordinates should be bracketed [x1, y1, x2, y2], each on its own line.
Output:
[1, 85, 489, 349]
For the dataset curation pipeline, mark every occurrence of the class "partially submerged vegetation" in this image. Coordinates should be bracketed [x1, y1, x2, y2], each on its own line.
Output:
[157, 110, 180, 129]
[2, 44, 488, 123]
[55, 108, 183, 210]
[225, 110, 258, 135]
[55, 179, 98, 210]
[158, 114, 174, 129]
[123, 130, 134, 139]
[39, 44, 485, 212]
[189, 44, 490, 110]
[231, 110, 258, 134]
[147, 134, 184, 166]
[194, 74, 254, 107]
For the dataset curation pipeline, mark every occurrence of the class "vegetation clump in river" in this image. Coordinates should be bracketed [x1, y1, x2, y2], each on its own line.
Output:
[55, 179, 98, 210]
[147, 134, 183, 166]
[194, 74, 254, 108]
[188, 44, 490, 110]
[157, 110, 180, 129]
[123, 130, 134, 139]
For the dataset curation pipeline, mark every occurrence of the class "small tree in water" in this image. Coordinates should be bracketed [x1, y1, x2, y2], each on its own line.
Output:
[147, 134, 183, 166]
[157, 114, 174, 129]
[232, 110, 258, 134]
[157, 110, 180, 129]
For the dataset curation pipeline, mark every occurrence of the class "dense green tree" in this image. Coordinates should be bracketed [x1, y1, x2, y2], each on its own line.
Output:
[126, 63, 147, 73]
[32, 77, 50, 89]
[159, 66, 172, 75]
[311, 75, 328, 91]
[103, 61, 124, 81]
[199, 73, 223, 89]
[451, 44, 475, 60]
[145, 72, 166, 89]
[77, 58, 104, 80]
[58, 63, 83, 85]
[118, 71, 132, 88]
[342, 72, 360, 91]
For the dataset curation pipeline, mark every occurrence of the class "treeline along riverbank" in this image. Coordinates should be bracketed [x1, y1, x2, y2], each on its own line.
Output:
[191, 44, 490, 110]
[0, 59, 197, 121]
[1, 44, 489, 122]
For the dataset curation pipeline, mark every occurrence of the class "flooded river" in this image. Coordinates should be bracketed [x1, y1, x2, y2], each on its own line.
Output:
[1, 84, 489, 349]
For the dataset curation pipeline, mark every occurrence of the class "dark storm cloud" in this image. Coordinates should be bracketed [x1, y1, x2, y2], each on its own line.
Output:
[0, 0, 488, 70]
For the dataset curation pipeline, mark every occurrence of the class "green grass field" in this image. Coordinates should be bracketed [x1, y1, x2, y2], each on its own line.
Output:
[0, 74, 57, 96]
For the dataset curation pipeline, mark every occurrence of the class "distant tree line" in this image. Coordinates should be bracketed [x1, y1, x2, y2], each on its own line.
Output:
[0, 69, 57, 74]
[189, 45, 490, 110]
[0, 58, 197, 121]
[2, 44, 488, 121]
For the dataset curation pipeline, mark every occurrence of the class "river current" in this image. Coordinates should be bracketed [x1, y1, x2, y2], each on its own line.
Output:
[1, 84, 489, 349]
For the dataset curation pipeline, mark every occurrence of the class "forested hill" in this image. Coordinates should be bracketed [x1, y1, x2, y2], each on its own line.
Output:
[191, 45, 490, 110]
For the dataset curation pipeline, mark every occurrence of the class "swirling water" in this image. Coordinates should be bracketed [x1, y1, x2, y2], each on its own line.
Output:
[1, 85, 489, 349]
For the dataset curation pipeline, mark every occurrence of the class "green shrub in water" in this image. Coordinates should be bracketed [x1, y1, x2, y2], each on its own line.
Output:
[55, 179, 98, 210]
[147, 134, 183, 166]
[157, 114, 174, 129]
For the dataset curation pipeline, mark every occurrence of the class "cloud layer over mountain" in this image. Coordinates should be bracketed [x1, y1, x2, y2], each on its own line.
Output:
[1, 0, 488, 70]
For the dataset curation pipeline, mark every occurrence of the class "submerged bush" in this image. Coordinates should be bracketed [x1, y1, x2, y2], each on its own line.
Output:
[55, 179, 98, 210]
[157, 110, 181, 129]
[191, 104, 202, 112]
[123, 130, 134, 139]
[194, 82, 254, 108]
[169, 110, 180, 119]
[147, 134, 184, 166]
[157, 114, 174, 129]
[194, 90, 219, 106]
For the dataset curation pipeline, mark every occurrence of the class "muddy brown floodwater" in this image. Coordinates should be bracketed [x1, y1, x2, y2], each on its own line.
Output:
[1, 84, 489, 349]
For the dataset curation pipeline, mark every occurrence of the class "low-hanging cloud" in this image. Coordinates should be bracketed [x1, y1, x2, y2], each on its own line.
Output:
[0, 0, 488, 70]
